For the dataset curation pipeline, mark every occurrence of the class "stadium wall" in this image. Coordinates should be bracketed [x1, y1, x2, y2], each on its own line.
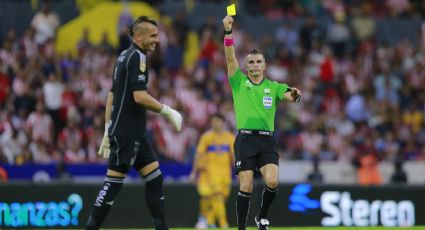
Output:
[2, 161, 424, 184]
[0, 183, 424, 228]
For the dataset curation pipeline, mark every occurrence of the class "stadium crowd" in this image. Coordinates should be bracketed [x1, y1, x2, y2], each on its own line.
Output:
[0, 0, 424, 168]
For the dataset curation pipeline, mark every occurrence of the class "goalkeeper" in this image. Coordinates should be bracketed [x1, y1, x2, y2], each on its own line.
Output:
[85, 16, 182, 230]
[222, 15, 301, 230]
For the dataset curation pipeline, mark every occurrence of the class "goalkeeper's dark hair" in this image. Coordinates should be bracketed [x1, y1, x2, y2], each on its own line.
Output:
[129, 16, 158, 37]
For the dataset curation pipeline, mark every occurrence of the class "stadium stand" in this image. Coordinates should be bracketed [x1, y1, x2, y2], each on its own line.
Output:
[0, 0, 424, 184]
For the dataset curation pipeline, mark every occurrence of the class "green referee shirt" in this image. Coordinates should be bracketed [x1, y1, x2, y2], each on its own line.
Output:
[229, 68, 289, 131]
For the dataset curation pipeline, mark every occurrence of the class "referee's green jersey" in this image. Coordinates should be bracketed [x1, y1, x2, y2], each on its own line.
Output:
[229, 68, 289, 131]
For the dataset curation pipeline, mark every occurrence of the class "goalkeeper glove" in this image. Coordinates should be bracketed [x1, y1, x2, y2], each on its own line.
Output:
[160, 105, 182, 131]
[98, 122, 111, 158]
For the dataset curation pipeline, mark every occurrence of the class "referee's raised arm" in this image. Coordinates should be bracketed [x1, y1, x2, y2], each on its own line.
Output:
[223, 16, 239, 77]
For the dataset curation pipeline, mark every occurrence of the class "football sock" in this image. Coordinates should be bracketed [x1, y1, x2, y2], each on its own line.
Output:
[199, 196, 209, 220]
[257, 186, 278, 219]
[212, 195, 228, 228]
[206, 197, 215, 226]
[85, 175, 124, 230]
[144, 168, 168, 230]
[236, 190, 251, 230]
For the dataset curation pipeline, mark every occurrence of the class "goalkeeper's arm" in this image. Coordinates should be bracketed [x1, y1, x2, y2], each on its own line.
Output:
[133, 90, 182, 131]
[105, 92, 113, 125]
[98, 92, 113, 158]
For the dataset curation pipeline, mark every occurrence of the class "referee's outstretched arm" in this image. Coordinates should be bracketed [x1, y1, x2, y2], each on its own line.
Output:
[223, 16, 239, 77]
[283, 87, 302, 103]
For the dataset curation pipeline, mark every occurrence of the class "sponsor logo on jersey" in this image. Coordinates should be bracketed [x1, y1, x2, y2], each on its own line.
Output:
[259, 131, 271, 135]
[263, 96, 272, 109]
[236, 161, 242, 168]
[137, 74, 146, 82]
[240, 130, 252, 135]
[264, 88, 271, 94]
[139, 54, 146, 72]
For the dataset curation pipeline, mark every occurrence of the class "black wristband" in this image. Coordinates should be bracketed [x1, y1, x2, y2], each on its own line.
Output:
[224, 29, 232, 35]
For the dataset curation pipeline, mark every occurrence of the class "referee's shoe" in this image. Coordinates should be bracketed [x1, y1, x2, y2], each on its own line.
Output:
[255, 216, 270, 230]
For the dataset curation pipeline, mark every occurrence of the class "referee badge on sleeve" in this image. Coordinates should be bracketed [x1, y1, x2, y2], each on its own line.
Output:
[263, 96, 272, 109]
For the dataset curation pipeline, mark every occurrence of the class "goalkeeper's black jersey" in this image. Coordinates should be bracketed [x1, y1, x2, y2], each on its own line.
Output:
[109, 43, 149, 138]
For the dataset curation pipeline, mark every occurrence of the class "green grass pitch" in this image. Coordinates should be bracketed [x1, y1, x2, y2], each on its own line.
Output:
[97, 228, 425, 230]
[101, 228, 425, 230]
[31, 227, 425, 230]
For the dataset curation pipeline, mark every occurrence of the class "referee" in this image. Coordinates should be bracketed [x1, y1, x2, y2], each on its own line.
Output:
[85, 16, 182, 230]
[222, 16, 301, 230]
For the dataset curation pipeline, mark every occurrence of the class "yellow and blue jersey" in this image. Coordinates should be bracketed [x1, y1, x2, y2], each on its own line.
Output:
[195, 130, 235, 196]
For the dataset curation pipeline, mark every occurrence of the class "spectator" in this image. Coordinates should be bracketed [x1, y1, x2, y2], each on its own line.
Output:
[98, 31, 114, 54]
[351, 4, 376, 42]
[14, 82, 37, 117]
[387, 0, 411, 17]
[299, 14, 324, 53]
[77, 28, 92, 56]
[0, 38, 19, 73]
[390, 158, 407, 184]
[0, 165, 8, 182]
[43, 73, 64, 136]
[26, 101, 53, 145]
[31, 2, 60, 45]
[345, 92, 369, 123]
[117, 4, 133, 35]
[275, 21, 299, 55]
[198, 27, 218, 70]
[0, 65, 10, 108]
[118, 26, 131, 55]
[29, 139, 52, 163]
[164, 30, 184, 72]
[354, 139, 382, 185]
[373, 66, 401, 107]
[307, 157, 324, 183]
[20, 28, 38, 59]
[327, 12, 351, 58]
[0, 117, 29, 164]
[58, 113, 85, 163]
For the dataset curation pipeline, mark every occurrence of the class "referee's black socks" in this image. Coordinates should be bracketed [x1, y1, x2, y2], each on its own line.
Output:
[236, 190, 251, 230]
[85, 175, 124, 230]
[258, 186, 278, 219]
[144, 168, 168, 230]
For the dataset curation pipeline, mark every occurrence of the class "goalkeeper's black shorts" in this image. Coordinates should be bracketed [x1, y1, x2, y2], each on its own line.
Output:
[234, 130, 279, 174]
[108, 135, 157, 173]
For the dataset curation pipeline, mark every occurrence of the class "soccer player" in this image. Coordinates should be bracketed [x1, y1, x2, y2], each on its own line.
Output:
[85, 16, 182, 230]
[190, 114, 235, 229]
[222, 16, 302, 230]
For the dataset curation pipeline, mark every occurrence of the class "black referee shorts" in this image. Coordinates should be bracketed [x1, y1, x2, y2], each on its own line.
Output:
[234, 130, 279, 174]
[108, 135, 157, 174]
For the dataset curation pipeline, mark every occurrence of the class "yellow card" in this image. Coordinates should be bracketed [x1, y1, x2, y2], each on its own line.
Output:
[227, 4, 236, 16]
